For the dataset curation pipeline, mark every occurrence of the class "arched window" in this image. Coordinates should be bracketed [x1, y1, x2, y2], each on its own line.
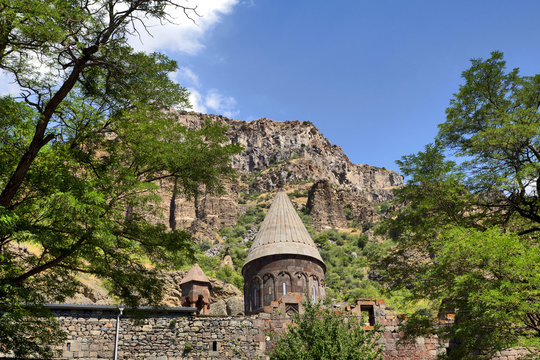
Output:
[263, 274, 275, 306]
[310, 276, 319, 304]
[278, 272, 291, 298]
[252, 278, 261, 310]
[294, 272, 307, 294]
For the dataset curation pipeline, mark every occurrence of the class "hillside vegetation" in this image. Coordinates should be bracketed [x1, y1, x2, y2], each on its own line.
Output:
[192, 188, 418, 313]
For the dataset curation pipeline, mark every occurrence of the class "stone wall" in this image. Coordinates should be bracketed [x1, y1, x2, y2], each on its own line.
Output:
[50, 306, 266, 360]
[3, 303, 529, 360]
[38, 303, 444, 360]
[350, 299, 442, 360]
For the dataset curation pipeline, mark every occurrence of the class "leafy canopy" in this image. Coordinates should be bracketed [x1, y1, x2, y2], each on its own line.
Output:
[0, 0, 241, 357]
[378, 52, 540, 359]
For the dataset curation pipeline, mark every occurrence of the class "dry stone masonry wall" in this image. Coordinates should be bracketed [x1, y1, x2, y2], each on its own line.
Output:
[24, 304, 450, 360]
[50, 307, 267, 360]
[6, 304, 527, 360]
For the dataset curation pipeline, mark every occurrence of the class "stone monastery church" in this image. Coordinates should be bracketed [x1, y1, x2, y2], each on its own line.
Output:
[31, 190, 520, 359]
[178, 190, 326, 317]
[242, 191, 326, 314]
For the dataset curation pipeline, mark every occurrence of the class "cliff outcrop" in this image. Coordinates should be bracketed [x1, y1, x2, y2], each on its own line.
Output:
[306, 180, 348, 231]
[156, 111, 403, 241]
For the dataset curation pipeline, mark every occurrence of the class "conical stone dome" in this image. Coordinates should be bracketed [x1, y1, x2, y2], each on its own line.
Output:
[242, 191, 326, 314]
[243, 191, 324, 269]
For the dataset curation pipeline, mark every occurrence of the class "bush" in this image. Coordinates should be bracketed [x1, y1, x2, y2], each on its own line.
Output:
[215, 266, 244, 290]
[344, 207, 354, 220]
[270, 302, 383, 360]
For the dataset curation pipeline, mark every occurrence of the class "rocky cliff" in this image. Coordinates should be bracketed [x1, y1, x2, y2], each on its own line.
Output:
[306, 180, 348, 231]
[155, 111, 403, 239]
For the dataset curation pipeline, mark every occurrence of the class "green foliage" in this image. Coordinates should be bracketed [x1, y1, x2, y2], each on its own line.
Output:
[288, 189, 308, 198]
[379, 52, 540, 358]
[215, 265, 244, 290]
[401, 227, 540, 359]
[439, 51, 540, 232]
[0, 300, 66, 358]
[239, 190, 261, 203]
[298, 211, 316, 236]
[183, 342, 193, 355]
[194, 253, 221, 275]
[311, 228, 390, 305]
[0, 0, 242, 357]
[289, 208, 412, 307]
[343, 207, 353, 220]
[194, 204, 267, 291]
[375, 201, 390, 215]
[269, 301, 383, 360]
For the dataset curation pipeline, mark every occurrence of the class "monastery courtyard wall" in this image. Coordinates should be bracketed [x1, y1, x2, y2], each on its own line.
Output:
[1, 303, 526, 359]
[35, 303, 444, 360]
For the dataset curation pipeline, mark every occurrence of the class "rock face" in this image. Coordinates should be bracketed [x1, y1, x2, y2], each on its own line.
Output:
[163, 271, 243, 307]
[65, 276, 112, 305]
[306, 180, 348, 231]
[172, 112, 403, 191]
[193, 179, 240, 230]
[68, 270, 243, 309]
[337, 189, 378, 227]
[250, 158, 325, 193]
[209, 296, 244, 316]
[150, 111, 403, 241]
[147, 177, 239, 242]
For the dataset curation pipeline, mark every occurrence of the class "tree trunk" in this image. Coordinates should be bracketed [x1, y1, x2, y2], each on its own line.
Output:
[0, 52, 95, 208]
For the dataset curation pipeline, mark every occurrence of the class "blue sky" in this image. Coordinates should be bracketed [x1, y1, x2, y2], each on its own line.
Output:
[3, 1, 540, 173]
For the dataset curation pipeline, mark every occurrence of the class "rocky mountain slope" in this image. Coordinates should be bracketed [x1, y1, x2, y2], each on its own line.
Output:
[156, 111, 403, 236]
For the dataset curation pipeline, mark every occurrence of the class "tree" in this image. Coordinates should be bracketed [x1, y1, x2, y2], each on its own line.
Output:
[0, 1, 242, 357]
[269, 302, 383, 360]
[378, 52, 540, 359]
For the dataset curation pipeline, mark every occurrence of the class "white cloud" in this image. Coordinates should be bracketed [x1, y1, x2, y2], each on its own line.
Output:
[129, 0, 239, 54]
[1, 1, 242, 118]
[177, 67, 200, 87]
[187, 88, 207, 113]
[240, 0, 256, 7]
[0, 71, 19, 96]
[187, 87, 239, 118]
[205, 89, 238, 118]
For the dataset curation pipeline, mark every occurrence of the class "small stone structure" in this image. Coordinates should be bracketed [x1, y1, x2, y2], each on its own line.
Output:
[242, 191, 326, 314]
[180, 264, 211, 315]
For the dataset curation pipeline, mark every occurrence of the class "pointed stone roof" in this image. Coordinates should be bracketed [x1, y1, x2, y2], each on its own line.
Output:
[243, 191, 324, 269]
[180, 263, 210, 285]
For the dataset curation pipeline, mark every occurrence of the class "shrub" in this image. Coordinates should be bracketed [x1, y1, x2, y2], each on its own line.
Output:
[270, 302, 383, 360]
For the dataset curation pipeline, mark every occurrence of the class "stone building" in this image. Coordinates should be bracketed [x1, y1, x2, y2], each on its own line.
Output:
[179, 263, 211, 315]
[242, 191, 326, 314]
